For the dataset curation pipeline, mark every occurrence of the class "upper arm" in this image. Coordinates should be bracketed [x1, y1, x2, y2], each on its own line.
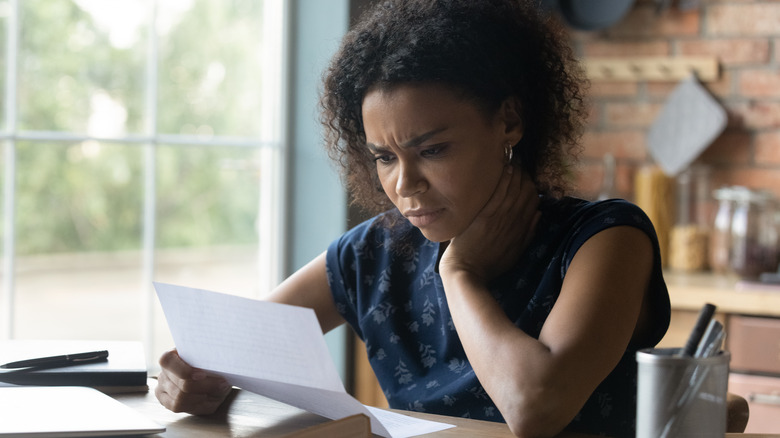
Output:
[266, 252, 346, 333]
[538, 225, 654, 392]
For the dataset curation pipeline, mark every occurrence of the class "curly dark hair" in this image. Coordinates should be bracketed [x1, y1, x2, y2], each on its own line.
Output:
[320, 0, 587, 215]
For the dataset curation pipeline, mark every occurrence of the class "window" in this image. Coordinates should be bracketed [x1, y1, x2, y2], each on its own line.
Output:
[0, 0, 287, 364]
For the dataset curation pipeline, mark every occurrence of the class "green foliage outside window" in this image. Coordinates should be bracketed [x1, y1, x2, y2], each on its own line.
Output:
[1, 0, 269, 255]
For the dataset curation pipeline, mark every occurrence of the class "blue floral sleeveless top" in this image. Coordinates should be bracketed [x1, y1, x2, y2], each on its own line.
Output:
[326, 197, 670, 437]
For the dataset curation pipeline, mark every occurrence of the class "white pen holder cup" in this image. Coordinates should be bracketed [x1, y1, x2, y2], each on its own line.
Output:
[636, 348, 730, 438]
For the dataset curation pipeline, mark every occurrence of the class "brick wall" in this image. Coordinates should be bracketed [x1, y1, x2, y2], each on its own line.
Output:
[568, 0, 780, 202]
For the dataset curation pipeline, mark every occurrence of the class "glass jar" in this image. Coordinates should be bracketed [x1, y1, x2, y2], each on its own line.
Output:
[729, 189, 778, 278]
[669, 166, 711, 271]
[709, 187, 738, 274]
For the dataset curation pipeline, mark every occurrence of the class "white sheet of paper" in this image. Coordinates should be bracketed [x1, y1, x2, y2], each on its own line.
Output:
[154, 282, 454, 438]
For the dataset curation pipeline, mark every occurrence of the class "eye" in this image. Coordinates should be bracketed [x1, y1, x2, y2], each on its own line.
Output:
[420, 145, 446, 158]
[373, 153, 395, 165]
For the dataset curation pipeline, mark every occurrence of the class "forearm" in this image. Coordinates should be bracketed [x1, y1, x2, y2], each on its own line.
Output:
[440, 226, 653, 437]
[441, 270, 583, 438]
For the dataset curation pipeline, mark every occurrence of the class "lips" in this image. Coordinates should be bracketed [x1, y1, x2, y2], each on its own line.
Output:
[403, 208, 444, 228]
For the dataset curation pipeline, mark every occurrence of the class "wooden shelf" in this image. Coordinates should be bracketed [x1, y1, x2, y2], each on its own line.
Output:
[583, 56, 719, 82]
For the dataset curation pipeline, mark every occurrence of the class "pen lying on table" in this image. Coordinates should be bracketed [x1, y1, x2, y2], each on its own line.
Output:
[0, 350, 109, 369]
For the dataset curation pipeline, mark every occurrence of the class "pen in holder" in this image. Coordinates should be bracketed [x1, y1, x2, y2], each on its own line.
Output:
[636, 348, 729, 438]
[636, 304, 730, 438]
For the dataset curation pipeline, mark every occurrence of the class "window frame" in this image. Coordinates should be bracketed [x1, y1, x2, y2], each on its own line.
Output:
[0, 0, 289, 347]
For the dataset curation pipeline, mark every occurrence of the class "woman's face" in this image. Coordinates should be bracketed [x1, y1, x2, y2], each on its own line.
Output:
[362, 83, 522, 242]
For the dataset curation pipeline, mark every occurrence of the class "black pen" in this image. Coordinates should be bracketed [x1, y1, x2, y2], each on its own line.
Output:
[679, 303, 716, 357]
[0, 350, 109, 369]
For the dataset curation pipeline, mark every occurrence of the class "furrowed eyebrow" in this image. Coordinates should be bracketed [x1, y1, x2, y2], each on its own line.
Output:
[400, 127, 446, 148]
[366, 127, 447, 152]
[366, 142, 382, 153]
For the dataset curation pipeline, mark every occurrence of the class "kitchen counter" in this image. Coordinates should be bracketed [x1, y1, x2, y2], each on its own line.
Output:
[665, 271, 780, 317]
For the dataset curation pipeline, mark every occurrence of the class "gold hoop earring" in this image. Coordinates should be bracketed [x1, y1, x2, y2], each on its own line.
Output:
[504, 142, 514, 164]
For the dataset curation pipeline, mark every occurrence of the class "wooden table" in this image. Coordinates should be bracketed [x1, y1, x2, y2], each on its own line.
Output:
[114, 380, 780, 437]
[116, 380, 522, 438]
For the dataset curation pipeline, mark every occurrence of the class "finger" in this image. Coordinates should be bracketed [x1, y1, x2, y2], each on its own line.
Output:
[156, 385, 224, 415]
[169, 370, 230, 398]
[489, 171, 538, 254]
[480, 164, 515, 218]
[519, 211, 542, 252]
[506, 165, 534, 199]
[158, 350, 230, 398]
[518, 198, 540, 240]
[159, 349, 208, 390]
[158, 350, 196, 396]
[156, 370, 188, 412]
[493, 167, 534, 224]
[155, 372, 182, 412]
[159, 349, 196, 379]
[156, 368, 231, 415]
[513, 170, 539, 209]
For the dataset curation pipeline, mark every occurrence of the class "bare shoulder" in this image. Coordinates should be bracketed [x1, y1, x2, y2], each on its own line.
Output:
[540, 225, 654, 359]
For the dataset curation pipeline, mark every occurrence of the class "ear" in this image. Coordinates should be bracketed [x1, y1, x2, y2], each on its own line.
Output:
[499, 97, 524, 143]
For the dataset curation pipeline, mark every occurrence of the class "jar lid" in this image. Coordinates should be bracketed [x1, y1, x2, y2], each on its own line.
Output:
[713, 186, 743, 201]
[735, 187, 773, 204]
[713, 186, 774, 204]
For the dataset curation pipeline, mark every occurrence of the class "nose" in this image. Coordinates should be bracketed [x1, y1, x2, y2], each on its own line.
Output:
[395, 161, 427, 198]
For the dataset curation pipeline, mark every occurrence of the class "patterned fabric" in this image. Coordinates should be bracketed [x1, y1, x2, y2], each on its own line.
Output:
[326, 197, 670, 437]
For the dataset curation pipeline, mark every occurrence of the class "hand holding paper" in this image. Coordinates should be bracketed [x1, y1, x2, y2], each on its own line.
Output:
[154, 282, 454, 438]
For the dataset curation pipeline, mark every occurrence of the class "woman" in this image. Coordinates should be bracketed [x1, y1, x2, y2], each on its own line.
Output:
[155, 1, 670, 437]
